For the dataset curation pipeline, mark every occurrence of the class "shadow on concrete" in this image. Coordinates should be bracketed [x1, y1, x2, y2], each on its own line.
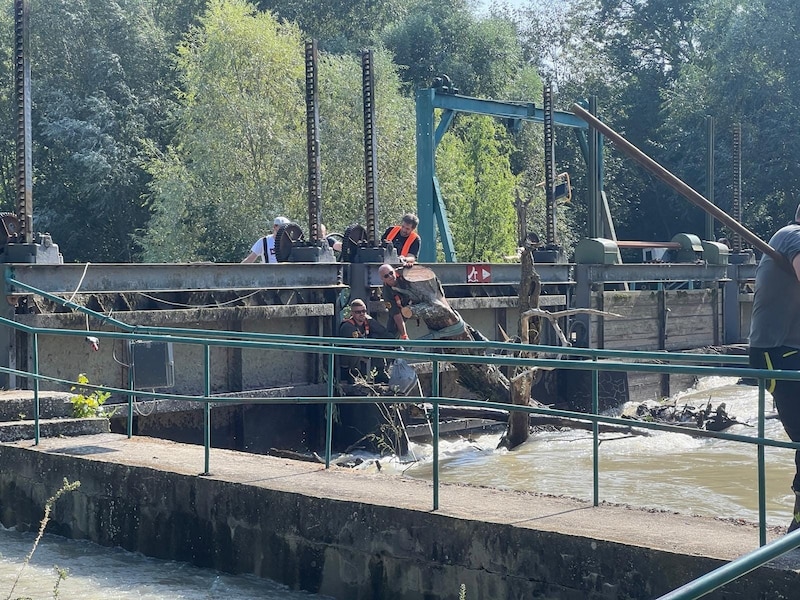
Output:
[49, 445, 119, 456]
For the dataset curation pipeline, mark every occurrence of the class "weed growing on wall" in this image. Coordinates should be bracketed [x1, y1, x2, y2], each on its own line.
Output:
[69, 374, 112, 418]
[3, 478, 81, 600]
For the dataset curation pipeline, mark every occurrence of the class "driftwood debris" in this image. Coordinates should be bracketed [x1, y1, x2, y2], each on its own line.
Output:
[269, 448, 325, 463]
[501, 245, 541, 449]
[393, 262, 551, 451]
[622, 400, 750, 432]
[410, 404, 648, 437]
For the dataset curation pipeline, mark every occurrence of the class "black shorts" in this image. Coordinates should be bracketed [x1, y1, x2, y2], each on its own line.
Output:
[750, 346, 800, 443]
[749, 346, 800, 396]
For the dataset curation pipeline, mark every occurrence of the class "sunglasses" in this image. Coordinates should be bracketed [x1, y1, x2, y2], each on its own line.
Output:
[352, 309, 366, 314]
[381, 272, 394, 279]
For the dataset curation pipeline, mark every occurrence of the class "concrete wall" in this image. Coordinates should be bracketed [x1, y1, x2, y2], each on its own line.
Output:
[14, 308, 333, 396]
[0, 442, 797, 600]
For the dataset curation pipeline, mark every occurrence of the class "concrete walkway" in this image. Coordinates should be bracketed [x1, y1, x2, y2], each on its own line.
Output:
[6, 432, 794, 566]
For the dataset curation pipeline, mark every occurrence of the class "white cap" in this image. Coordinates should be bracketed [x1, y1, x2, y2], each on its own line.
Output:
[274, 216, 290, 226]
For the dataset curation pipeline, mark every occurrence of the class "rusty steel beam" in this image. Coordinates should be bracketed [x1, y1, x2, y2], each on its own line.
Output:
[570, 104, 787, 271]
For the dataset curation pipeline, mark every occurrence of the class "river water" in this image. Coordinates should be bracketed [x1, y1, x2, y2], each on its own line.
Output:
[380, 376, 797, 527]
[0, 376, 793, 598]
[0, 526, 333, 600]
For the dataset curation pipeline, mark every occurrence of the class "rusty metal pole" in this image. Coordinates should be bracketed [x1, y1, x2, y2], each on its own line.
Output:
[304, 40, 321, 242]
[543, 82, 556, 246]
[731, 123, 743, 253]
[362, 49, 379, 246]
[570, 104, 786, 269]
[14, 0, 32, 244]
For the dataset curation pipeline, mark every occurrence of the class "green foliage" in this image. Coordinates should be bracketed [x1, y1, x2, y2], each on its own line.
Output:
[70, 374, 112, 418]
[141, 1, 416, 261]
[255, 0, 409, 53]
[382, 0, 528, 98]
[315, 50, 416, 235]
[141, 0, 307, 262]
[28, 0, 180, 262]
[7, 0, 800, 262]
[661, 0, 800, 242]
[438, 116, 518, 261]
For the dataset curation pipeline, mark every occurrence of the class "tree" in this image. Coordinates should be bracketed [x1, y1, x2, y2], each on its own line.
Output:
[662, 0, 800, 243]
[28, 0, 180, 262]
[314, 50, 416, 237]
[254, 0, 409, 53]
[141, 0, 417, 261]
[382, 0, 528, 98]
[438, 115, 518, 261]
[141, 0, 307, 262]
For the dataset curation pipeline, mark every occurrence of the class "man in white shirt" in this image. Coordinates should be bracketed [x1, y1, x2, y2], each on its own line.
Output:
[241, 216, 291, 263]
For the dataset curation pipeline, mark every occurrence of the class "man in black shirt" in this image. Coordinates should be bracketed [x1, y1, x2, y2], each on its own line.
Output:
[337, 299, 392, 383]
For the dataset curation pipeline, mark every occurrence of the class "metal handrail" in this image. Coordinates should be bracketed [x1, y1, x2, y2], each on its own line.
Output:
[1, 305, 798, 598]
[656, 528, 800, 599]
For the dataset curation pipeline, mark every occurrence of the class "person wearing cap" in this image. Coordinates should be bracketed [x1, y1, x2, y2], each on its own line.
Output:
[337, 298, 392, 383]
[382, 213, 420, 265]
[378, 264, 411, 340]
[241, 216, 291, 263]
[749, 202, 800, 533]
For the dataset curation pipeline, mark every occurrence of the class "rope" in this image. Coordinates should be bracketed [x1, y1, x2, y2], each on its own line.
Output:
[136, 289, 262, 309]
[419, 314, 467, 340]
[67, 262, 91, 303]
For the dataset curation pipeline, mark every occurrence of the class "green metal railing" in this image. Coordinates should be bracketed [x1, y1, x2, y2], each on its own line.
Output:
[2, 286, 800, 598]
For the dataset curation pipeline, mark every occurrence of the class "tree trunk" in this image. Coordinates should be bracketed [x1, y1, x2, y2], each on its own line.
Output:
[499, 247, 543, 449]
[398, 266, 513, 404]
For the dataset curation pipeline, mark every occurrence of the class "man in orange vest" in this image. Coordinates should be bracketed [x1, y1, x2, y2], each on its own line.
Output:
[382, 213, 420, 265]
[337, 299, 392, 383]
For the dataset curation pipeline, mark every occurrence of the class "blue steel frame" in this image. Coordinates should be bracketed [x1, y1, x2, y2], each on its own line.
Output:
[415, 88, 596, 263]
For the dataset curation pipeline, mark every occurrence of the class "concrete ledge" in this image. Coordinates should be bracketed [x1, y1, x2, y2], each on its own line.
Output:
[0, 434, 798, 599]
[0, 390, 74, 420]
[0, 417, 109, 442]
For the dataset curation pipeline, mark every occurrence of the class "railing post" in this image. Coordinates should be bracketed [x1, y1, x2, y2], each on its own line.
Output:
[758, 377, 766, 547]
[202, 343, 211, 476]
[32, 332, 39, 445]
[127, 352, 134, 439]
[325, 351, 334, 468]
[592, 357, 599, 506]
[432, 358, 440, 511]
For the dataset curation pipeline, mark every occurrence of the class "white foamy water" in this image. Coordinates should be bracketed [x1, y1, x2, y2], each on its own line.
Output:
[0, 526, 332, 600]
[361, 377, 797, 526]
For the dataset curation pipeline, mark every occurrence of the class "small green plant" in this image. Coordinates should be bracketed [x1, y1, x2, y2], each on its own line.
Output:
[70, 373, 112, 418]
[52, 566, 68, 599]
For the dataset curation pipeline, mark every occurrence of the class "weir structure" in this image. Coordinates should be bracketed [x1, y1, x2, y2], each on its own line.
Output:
[3, 8, 794, 598]
[0, 257, 756, 406]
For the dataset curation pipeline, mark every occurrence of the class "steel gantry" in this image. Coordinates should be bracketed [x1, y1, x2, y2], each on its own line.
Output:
[415, 85, 599, 263]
